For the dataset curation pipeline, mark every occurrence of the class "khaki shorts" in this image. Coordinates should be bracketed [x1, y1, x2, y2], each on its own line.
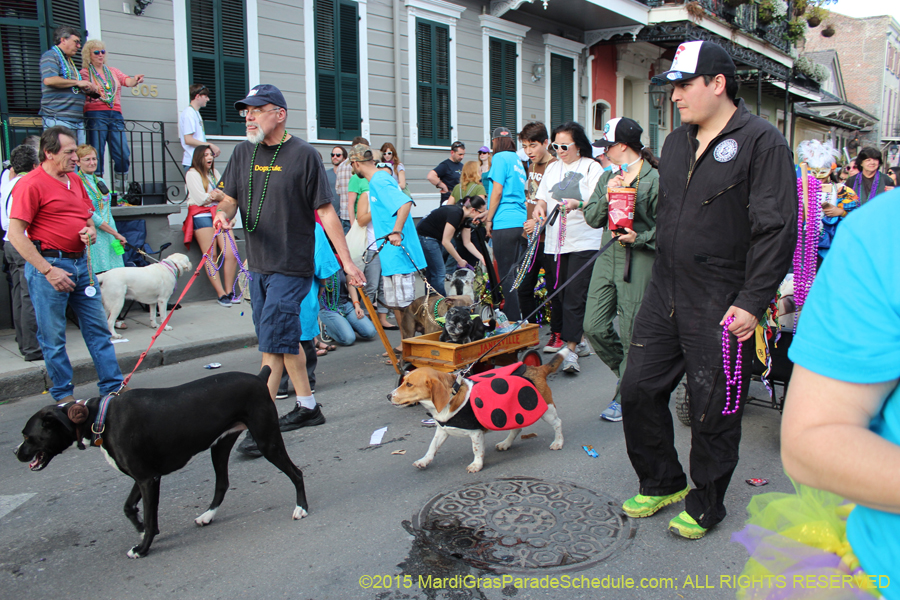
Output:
[383, 273, 416, 308]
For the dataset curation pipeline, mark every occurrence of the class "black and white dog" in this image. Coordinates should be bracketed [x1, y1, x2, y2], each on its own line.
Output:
[440, 305, 487, 344]
[14, 367, 308, 559]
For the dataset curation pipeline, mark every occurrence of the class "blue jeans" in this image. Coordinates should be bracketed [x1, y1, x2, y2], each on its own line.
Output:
[318, 300, 377, 346]
[25, 256, 124, 400]
[85, 110, 130, 176]
[419, 235, 447, 296]
[42, 116, 85, 145]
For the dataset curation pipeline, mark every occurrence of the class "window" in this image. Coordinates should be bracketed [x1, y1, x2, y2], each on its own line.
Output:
[187, 0, 248, 136]
[0, 0, 84, 118]
[315, 0, 360, 141]
[549, 53, 574, 129]
[489, 38, 516, 135]
[416, 19, 450, 146]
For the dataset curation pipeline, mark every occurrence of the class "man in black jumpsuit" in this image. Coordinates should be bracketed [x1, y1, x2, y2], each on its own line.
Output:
[619, 41, 796, 538]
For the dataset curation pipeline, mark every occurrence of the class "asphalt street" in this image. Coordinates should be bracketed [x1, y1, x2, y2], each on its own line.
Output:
[1, 333, 792, 600]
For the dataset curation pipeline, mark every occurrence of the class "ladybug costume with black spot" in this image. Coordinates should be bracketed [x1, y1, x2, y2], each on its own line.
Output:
[466, 363, 546, 431]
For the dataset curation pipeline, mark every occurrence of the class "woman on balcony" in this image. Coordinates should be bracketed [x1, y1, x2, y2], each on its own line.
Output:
[80, 39, 145, 182]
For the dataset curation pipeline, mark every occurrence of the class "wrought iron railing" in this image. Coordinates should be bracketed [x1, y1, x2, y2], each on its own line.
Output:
[1, 115, 182, 205]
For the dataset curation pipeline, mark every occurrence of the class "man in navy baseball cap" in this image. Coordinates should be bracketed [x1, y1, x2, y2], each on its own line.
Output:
[234, 83, 287, 111]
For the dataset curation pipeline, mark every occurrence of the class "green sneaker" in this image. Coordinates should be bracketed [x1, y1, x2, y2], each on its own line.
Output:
[622, 486, 690, 518]
[668, 511, 708, 539]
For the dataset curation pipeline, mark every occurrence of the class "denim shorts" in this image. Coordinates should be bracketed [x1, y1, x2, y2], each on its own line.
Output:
[249, 271, 312, 354]
[193, 214, 214, 230]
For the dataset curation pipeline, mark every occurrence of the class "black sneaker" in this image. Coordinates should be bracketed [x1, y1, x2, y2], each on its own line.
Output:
[278, 404, 326, 432]
[275, 388, 290, 400]
[217, 294, 233, 308]
[236, 433, 262, 458]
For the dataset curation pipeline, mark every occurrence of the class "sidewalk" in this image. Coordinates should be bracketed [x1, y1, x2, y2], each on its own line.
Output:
[0, 299, 258, 403]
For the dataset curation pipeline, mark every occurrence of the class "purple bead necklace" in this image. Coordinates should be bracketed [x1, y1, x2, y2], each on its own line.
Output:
[792, 174, 821, 331]
[721, 316, 743, 416]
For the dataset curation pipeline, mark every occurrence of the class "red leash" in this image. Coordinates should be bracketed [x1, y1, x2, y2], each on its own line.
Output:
[118, 227, 232, 390]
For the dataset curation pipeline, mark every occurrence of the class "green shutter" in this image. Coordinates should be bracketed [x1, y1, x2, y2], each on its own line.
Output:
[550, 54, 574, 129]
[489, 37, 516, 135]
[187, 0, 247, 136]
[315, 0, 360, 141]
[416, 18, 450, 146]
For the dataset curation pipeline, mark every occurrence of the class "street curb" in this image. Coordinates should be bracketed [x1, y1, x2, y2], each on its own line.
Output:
[0, 334, 258, 405]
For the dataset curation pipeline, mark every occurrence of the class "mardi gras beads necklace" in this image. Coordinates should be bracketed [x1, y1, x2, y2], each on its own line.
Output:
[792, 174, 821, 328]
[246, 131, 287, 232]
[52, 45, 82, 93]
[89, 63, 116, 109]
[721, 316, 743, 415]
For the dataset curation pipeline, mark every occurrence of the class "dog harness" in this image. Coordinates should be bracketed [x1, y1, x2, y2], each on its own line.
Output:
[467, 363, 546, 431]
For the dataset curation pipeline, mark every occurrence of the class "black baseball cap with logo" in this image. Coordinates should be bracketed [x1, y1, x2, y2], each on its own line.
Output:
[592, 117, 644, 149]
[651, 40, 736, 86]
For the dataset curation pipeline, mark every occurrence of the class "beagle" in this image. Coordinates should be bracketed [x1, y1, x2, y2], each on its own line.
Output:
[389, 349, 569, 473]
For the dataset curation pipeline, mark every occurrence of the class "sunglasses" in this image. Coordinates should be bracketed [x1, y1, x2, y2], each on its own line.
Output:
[478, 151, 489, 155]
[93, 49, 106, 55]
[551, 143, 573, 152]
[331, 153, 343, 157]
[383, 151, 393, 155]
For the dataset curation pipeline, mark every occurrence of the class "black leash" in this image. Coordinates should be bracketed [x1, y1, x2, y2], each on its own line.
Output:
[450, 235, 617, 394]
[364, 232, 442, 296]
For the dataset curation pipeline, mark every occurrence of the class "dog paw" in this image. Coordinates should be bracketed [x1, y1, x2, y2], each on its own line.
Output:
[549, 441, 563, 451]
[149, 321, 159, 328]
[292, 506, 308, 520]
[495, 442, 511, 451]
[194, 509, 217, 526]
[111, 332, 122, 340]
[164, 325, 173, 331]
[413, 459, 430, 469]
[466, 462, 483, 473]
[126, 547, 144, 559]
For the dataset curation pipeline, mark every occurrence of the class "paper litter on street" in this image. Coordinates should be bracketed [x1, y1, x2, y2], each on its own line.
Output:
[370, 427, 387, 445]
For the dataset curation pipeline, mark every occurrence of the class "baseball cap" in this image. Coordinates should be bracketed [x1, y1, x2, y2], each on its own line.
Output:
[348, 143, 375, 162]
[479, 146, 490, 153]
[234, 84, 287, 110]
[592, 117, 644, 149]
[651, 40, 736, 85]
[492, 127, 511, 139]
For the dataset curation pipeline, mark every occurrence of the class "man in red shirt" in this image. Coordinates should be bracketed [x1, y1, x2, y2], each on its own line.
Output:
[7, 126, 124, 403]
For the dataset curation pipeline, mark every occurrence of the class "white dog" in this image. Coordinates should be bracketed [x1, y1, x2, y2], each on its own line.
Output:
[97, 253, 193, 339]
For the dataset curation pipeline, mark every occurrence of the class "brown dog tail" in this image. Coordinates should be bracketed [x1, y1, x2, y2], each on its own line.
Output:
[541, 347, 571, 376]
[258, 366, 272, 382]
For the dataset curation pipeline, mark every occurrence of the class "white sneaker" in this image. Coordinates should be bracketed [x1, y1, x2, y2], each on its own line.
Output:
[574, 339, 591, 357]
[562, 352, 580, 374]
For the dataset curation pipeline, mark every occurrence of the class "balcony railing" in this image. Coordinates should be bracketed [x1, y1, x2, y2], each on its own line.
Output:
[648, 0, 792, 54]
[1, 115, 181, 205]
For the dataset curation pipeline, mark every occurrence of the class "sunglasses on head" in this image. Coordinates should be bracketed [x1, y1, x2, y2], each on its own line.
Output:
[551, 143, 573, 152]
[93, 50, 106, 55]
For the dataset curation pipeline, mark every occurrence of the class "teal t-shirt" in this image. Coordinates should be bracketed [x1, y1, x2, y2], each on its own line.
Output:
[789, 190, 900, 587]
[487, 151, 526, 230]
[299, 223, 340, 340]
[368, 171, 427, 277]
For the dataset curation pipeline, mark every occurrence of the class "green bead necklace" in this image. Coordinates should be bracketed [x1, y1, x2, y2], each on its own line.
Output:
[246, 131, 287, 232]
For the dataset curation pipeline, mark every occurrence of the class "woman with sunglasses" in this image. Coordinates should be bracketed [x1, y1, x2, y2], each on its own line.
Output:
[478, 146, 492, 198]
[532, 121, 604, 375]
[379, 142, 407, 191]
[80, 40, 145, 180]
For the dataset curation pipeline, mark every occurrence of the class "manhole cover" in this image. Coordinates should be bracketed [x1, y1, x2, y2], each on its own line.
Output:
[412, 477, 635, 573]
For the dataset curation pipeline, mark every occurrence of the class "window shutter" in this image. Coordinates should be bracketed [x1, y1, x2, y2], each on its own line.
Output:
[416, 19, 450, 146]
[188, 0, 247, 135]
[315, 0, 360, 141]
[489, 38, 516, 135]
[550, 54, 573, 129]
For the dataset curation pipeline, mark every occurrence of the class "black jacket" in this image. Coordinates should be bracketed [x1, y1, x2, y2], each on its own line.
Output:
[655, 99, 797, 319]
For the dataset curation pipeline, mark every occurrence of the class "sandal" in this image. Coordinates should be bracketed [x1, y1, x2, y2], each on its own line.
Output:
[381, 348, 402, 358]
[115, 320, 128, 330]
[316, 341, 336, 352]
[316, 347, 329, 356]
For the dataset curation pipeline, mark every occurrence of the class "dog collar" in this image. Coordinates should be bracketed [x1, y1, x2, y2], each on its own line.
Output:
[160, 259, 180, 291]
[91, 393, 115, 447]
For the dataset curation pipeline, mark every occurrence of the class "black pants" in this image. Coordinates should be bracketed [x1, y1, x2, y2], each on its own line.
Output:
[517, 240, 546, 324]
[279, 339, 317, 394]
[543, 250, 594, 343]
[620, 281, 751, 529]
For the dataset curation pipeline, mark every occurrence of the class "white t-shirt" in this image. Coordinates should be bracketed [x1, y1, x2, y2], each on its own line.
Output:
[1, 173, 23, 242]
[179, 106, 206, 166]
[536, 156, 604, 254]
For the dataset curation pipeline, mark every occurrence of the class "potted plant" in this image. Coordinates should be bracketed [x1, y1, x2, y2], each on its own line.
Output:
[806, 5, 825, 27]
[822, 23, 835, 37]
[685, 0, 706, 20]
[758, 0, 787, 25]
[784, 18, 807, 43]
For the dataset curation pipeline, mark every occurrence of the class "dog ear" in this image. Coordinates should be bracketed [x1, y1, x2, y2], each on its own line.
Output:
[430, 373, 451, 413]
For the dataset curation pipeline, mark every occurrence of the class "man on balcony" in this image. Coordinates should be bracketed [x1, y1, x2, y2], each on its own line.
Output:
[39, 26, 99, 144]
[618, 40, 796, 540]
